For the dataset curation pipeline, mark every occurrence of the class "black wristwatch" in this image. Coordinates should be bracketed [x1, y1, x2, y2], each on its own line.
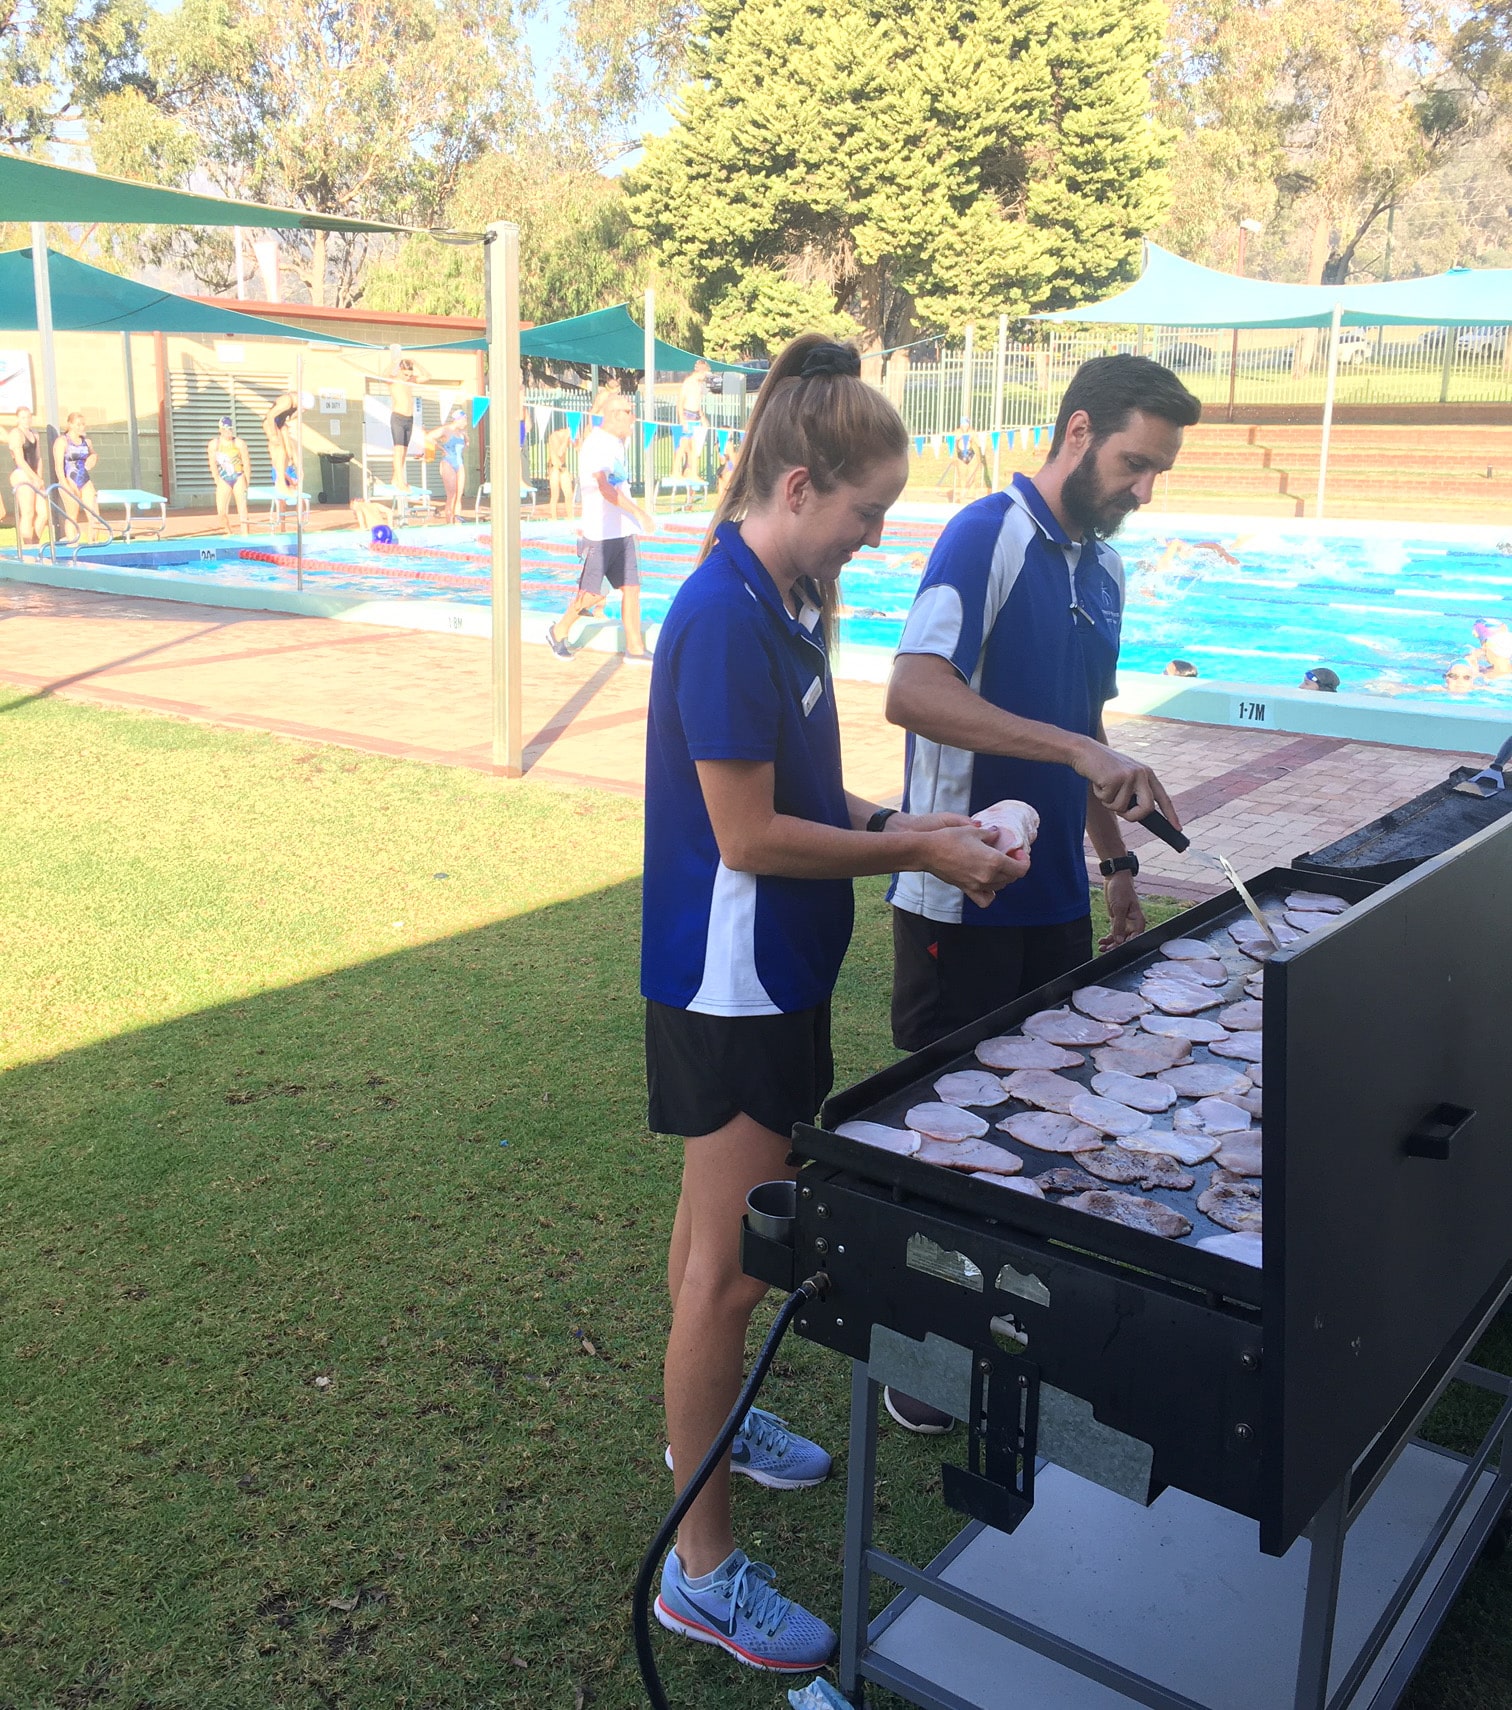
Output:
[867, 807, 898, 833]
[1099, 852, 1139, 878]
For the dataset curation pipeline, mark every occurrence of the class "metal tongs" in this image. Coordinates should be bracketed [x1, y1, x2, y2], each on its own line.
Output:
[1137, 806, 1284, 950]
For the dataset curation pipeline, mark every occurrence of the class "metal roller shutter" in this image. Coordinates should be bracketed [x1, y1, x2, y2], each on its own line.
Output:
[168, 361, 292, 499]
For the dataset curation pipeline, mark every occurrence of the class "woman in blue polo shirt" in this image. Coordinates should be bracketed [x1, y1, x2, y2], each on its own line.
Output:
[643, 335, 1026, 1672]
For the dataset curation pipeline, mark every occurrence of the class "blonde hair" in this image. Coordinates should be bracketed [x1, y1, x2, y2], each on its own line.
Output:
[700, 334, 906, 646]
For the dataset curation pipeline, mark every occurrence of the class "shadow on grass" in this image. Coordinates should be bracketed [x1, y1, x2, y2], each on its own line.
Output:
[1, 877, 1508, 1710]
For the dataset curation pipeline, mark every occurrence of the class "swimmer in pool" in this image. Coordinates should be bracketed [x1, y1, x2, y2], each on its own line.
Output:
[1472, 618, 1512, 677]
[1155, 538, 1241, 574]
[207, 416, 252, 536]
[1444, 660, 1479, 695]
[1164, 659, 1199, 677]
[1301, 667, 1340, 693]
[352, 498, 395, 532]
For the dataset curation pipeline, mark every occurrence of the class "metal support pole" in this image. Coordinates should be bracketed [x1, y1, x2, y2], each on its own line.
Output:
[1294, 1478, 1350, 1710]
[839, 1361, 881, 1704]
[643, 286, 656, 509]
[1315, 303, 1343, 520]
[30, 227, 60, 441]
[486, 222, 524, 777]
[1439, 325, 1455, 404]
[960, 323, 974, 429]
[294, 348, 304, 590]
[122, 333, 142, 491]
[233, 226, 246, 299]
[992, 314, 1007, 490]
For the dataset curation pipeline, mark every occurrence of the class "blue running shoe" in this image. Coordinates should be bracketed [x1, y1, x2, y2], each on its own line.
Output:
[656, 1548, 836, 1672]
[664, 1407, 832, 1490]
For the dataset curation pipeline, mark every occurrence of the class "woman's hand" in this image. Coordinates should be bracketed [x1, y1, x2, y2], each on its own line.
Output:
[918, 824, 1029, 910]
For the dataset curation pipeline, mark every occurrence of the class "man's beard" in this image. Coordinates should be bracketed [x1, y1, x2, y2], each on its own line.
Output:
[1061, 445, 1139, 539]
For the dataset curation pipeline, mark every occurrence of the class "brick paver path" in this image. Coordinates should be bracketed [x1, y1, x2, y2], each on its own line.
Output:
[0, 581, 1483, 901]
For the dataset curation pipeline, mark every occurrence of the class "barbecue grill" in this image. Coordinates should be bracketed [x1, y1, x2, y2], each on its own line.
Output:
[1294, 751, 1512, 885]
[742, 815, 1512, 1710]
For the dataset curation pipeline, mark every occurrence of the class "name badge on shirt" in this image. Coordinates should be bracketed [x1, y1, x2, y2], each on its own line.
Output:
[801, 676, 823, 717]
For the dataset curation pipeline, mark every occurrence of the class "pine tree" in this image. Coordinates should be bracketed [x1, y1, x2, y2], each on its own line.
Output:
[626, 0, 1171, 345]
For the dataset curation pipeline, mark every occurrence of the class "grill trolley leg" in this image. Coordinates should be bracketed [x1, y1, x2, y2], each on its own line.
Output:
[835, 1360, 1512, 1710]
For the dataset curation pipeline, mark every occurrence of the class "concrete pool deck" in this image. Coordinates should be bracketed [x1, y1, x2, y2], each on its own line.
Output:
[0, 579, 1488, 904]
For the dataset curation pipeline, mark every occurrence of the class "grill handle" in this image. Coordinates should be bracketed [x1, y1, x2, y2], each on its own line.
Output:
[1405, 1102, 1476, 1161]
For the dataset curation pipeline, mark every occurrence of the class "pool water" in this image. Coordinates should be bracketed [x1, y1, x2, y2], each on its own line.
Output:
[50, 509, 1512, 710]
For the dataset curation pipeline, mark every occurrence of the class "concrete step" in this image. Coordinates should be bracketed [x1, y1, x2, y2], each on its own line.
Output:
[1144, 493, 1304, 518]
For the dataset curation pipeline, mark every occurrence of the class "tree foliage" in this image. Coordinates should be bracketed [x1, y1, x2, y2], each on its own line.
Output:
[361, 151, 701, 343]
[703, 268, 861, 360]
[1155, 0, 1479, 283]
[0, 0, 143, 151]
[88, 0, 529, 305]
[625, 0, 1171, 347]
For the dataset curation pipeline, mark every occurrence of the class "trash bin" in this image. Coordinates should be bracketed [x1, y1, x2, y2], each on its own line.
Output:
[318, 451, 354, 505]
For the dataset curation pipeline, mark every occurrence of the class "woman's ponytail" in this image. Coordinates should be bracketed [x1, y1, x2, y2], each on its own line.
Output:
[696, 334, 908, 647]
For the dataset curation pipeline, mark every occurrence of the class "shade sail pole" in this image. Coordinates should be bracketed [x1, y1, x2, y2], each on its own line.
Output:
[294, 348, 304, 589]
[643, 286, 656, 511]
[1315, 302, 1342, 520]
[30, 230, 59, 433]
[122, 333, 141, 490]
[487, 222, 524, 776]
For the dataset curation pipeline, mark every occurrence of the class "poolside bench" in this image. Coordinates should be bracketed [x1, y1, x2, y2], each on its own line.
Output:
[367, 479, 437, 521]
[655, 475, 708, 513]
[246, 485, 311, 524]
[469, 482, 539, 522]
[95, 488, 168, 540]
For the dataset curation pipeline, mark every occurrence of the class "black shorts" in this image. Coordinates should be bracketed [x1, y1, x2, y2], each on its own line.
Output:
[891, 907, 1093, 1053]
[390, 413, 413, 449]
[646, 1000, 833, 1140]
[579, 536, 639, 593]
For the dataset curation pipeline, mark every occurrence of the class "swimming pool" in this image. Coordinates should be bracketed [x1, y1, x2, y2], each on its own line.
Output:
[7, 506, 1511, 749]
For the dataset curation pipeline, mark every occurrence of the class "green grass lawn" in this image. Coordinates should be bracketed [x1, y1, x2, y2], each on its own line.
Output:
[1, 693, 1507, 1710]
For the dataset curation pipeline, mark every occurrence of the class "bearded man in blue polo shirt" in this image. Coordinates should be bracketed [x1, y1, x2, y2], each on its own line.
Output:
[886, 354, 1202, 1055]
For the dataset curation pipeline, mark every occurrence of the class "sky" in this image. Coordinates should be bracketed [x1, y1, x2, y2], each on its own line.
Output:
[519, 0, 674, 176]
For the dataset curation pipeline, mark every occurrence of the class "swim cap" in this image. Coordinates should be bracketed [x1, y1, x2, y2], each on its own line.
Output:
[219, 416, 234, 430]
[371, 524, 394, 545]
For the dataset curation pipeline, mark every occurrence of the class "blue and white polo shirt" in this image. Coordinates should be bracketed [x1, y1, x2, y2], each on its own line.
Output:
[642, 523, 853, 1016]
[889, 474, 1124, 928]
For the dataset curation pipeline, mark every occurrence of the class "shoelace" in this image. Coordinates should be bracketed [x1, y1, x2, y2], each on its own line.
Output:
[739, 1407, 793, 1457]
[727, 1556, 791, 1637]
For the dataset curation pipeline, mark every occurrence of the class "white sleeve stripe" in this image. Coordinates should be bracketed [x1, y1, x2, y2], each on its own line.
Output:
[895, 583, 964, 661]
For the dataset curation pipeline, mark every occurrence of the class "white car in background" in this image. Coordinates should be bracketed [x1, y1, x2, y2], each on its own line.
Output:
[1333, 330, 1374, 366]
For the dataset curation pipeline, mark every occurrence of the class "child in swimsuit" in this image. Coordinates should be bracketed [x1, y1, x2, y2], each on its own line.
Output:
[53, 411, 102, 543]
[7, 406, 44, 546]
[425, 409, 469, 524]
[207, 417, 251, 536]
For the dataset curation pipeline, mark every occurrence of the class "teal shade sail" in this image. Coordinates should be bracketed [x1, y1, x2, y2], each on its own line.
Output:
[0, 249, 366, 342]
[1042, 244, 1512, 329]
[0, 151, 449, 234]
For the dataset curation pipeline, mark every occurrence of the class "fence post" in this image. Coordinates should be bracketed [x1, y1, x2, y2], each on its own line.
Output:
[992, 314, 1007, 489]
[1315, 303, 1343, 520]
[960, 324, 975, 431]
